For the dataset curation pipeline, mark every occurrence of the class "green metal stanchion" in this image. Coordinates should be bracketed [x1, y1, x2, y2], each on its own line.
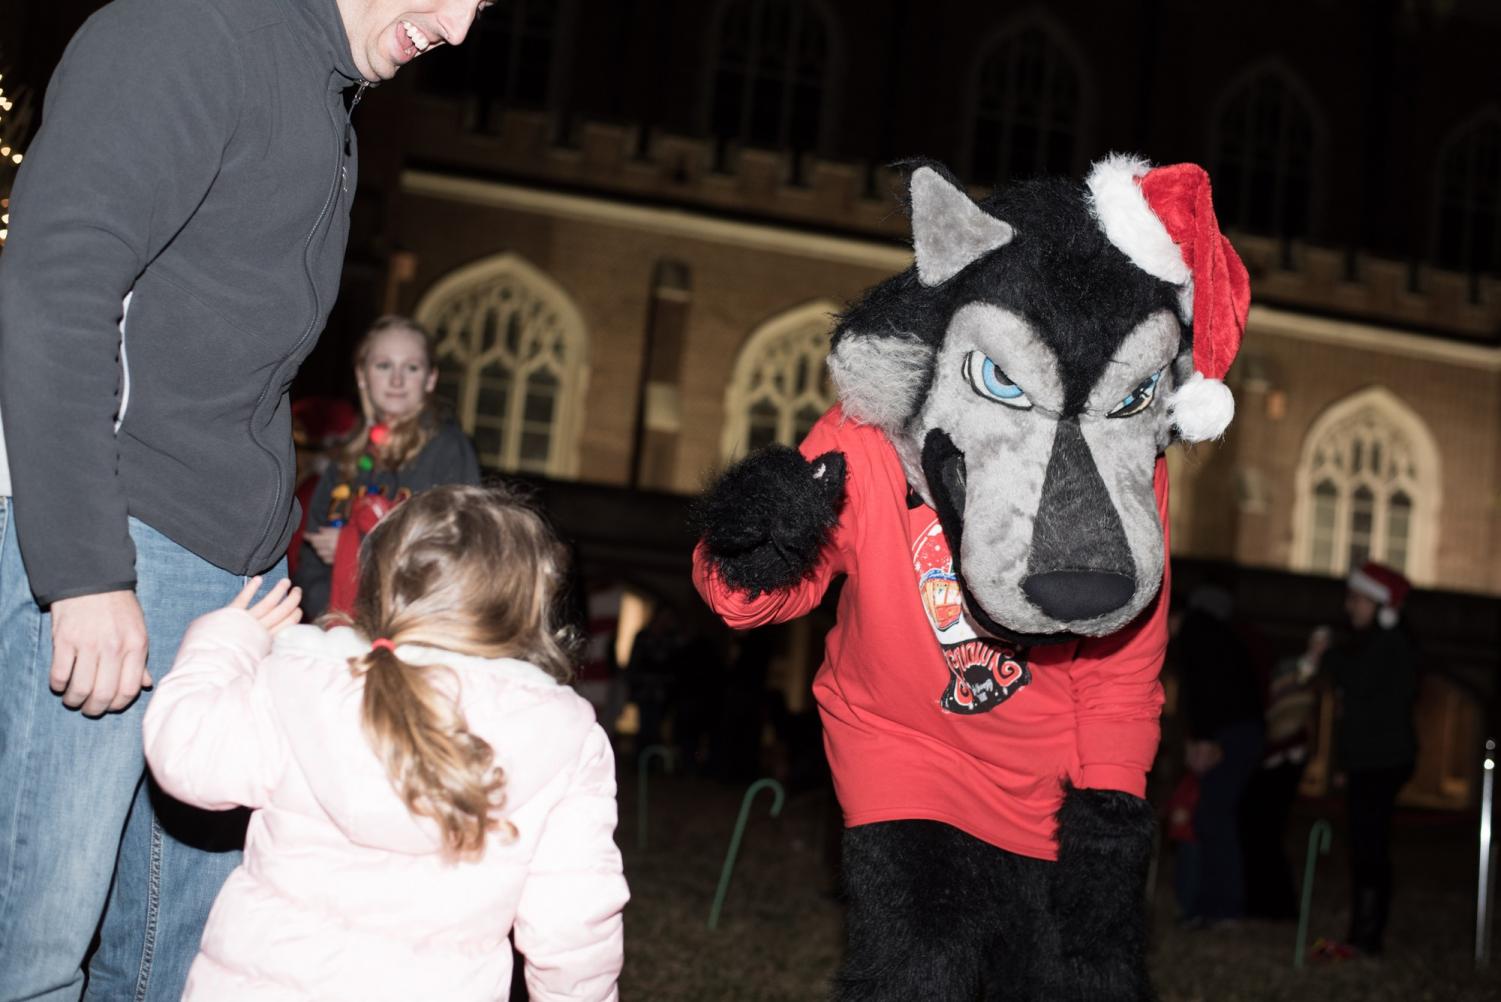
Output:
[1294, 819, 1334, 968]
[636, 745, 674, 850]
[707, 778, 786, 931]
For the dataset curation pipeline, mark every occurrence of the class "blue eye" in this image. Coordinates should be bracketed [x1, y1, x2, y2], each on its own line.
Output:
[1109, 369, 1164, 418]
[963, 352, 1032, 409]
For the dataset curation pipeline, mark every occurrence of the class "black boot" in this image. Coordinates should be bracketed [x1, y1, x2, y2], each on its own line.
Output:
[1348, 864, 1389, 954]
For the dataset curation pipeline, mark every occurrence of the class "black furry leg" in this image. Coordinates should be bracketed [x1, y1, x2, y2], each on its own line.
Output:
[833, 820, 1050, 1002]
[1042, 783, 1157, 1002]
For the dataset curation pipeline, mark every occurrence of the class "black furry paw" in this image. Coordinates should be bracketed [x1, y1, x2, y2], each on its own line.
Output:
[696, 446, 846, 597]
[1045, 783, 1157, 1002]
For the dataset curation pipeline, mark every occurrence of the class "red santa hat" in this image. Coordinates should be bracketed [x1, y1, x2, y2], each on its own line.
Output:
[291, 396, 358, 448]
[1084, 154, 1252, 442]
[1347, 561, 1411, 629]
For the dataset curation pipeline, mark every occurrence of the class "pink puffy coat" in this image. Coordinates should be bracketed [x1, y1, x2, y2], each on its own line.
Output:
[143, 608, 628, 1001]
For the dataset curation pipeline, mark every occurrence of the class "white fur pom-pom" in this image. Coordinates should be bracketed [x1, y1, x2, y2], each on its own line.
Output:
[1168, 372, 1235, 442]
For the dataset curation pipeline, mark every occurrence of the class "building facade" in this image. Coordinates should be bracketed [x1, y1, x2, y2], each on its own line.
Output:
[316, 0, 1501, 806]
[332, 0, 1501, 594]
[12, 0, 1501, 804]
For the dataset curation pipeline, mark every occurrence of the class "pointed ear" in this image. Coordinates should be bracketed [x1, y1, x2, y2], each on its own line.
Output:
[910, 166, 1014, 287]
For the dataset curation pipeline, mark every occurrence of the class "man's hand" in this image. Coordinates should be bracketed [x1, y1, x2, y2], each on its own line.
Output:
[307, 526, 341, 565]
[229, 576, 302, 634]
[50, 590, 150, 716]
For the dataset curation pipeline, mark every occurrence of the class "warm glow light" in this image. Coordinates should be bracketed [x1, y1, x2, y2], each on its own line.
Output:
[11, 155, 19, 164]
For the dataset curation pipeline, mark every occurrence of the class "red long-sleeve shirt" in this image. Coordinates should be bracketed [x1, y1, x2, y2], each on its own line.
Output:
[693, 407, 1169, 860]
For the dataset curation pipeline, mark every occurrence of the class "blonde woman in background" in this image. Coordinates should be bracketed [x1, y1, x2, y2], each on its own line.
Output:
[294, 315, 479, 617]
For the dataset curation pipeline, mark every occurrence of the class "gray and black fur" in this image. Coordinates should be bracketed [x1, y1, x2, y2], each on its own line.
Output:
[831, 161, 1188, 644]
[702, 161, 1190, 645]
[698, 160, 1178, 1002]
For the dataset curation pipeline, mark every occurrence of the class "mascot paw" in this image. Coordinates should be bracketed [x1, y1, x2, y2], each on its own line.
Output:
[1045, 783, 1157, 1002]
[697, 446, 847, 596]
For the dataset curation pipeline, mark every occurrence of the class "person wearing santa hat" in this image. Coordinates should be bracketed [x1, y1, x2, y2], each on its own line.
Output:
[1303, 561, 1419, 957]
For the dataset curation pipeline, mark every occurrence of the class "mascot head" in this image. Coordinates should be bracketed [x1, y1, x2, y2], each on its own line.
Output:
[830, 155, 1250, 644]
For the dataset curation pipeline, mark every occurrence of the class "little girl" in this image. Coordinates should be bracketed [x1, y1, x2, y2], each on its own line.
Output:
[144, 484, 628, 1001]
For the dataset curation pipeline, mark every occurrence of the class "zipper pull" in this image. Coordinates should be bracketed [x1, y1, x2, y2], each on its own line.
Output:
[344, 83, 367, 157]
[341, 165, 348, 193]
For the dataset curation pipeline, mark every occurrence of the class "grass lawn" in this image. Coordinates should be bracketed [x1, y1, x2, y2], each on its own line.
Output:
[613, 769, 1501, 1001]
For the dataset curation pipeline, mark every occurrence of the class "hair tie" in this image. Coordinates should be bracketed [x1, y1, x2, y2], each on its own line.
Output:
[370, 638, 396, 653]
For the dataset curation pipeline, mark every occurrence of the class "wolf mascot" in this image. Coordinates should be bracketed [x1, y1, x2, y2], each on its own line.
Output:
[693, 155, 1249, 1001]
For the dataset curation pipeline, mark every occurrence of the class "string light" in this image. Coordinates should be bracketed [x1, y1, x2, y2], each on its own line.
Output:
[0, 69, 25, 248]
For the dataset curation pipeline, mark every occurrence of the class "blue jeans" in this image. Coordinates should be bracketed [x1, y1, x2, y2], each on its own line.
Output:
[0, 497, 283, 1001]
[1181, 720, 1265, 922]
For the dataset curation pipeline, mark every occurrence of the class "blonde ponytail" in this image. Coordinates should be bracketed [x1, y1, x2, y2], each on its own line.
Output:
[356, 644, 508, 859]
[347, 484, 582, 859]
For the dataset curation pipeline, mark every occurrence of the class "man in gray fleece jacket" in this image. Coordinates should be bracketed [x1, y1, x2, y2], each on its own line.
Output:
[0, 1, 488, 999]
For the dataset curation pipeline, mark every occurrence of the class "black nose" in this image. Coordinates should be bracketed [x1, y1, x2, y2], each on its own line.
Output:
[1022, 571, 1135, 621]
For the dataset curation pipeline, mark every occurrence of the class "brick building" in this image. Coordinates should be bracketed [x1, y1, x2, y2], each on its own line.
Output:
[10, 0, 1501, 804]
[316, 0, 1501, 806]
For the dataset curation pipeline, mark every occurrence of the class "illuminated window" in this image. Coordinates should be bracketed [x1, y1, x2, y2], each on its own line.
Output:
[414, 253, 588, 476]
[708, 0, 834, 158]
[1294, 388, 1439, 582]
[969, 20, 1085, 185]
[721, 300, 839, 460]
[1211, 64, 1322, 238]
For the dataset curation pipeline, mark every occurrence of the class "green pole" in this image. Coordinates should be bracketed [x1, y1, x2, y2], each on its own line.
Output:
[707, 778, 786, 931]
[1294, 819, 1334, 968]
[636, 745, 673, 851]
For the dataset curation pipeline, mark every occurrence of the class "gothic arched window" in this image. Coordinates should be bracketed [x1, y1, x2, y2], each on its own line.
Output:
[708, 0, 833, 157]
[1211, 65, 1321, 238]
[721, 300, 839, 460]
[1293, 388, 1440, 581]
[1433, 112, 1501, 275]
[969, 22, 1085, 186]
[413, 253, 588, 476]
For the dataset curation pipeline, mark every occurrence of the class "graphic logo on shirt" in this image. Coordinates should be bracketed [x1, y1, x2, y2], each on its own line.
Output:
[912, 516, 1030, 714]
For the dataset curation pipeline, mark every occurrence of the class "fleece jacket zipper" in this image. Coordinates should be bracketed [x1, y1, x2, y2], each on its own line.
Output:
[247, 79, 366, 568]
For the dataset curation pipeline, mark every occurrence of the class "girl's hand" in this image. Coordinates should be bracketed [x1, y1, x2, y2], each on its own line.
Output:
[230, 577, 303, 635]
[308, 526, 341, 564]
[1306, 625, 1331, 657]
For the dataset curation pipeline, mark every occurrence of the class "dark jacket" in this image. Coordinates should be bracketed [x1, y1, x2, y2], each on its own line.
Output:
[1323, 624, 1419, 772]
[292, 422, 482, 617]
[1174, 609, 1264, 740]
[0, 0, 364, 604]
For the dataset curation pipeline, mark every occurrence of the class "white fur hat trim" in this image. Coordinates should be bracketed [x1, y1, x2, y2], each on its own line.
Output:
[1168, 371, 1235, 442]
[1085, 154, 1192, 291]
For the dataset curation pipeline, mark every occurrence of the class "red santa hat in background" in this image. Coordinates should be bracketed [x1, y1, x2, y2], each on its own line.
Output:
[292, 396, 358, 448]
[1084, 154, 1252, 443]
[1347, 561, 1411, 629]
